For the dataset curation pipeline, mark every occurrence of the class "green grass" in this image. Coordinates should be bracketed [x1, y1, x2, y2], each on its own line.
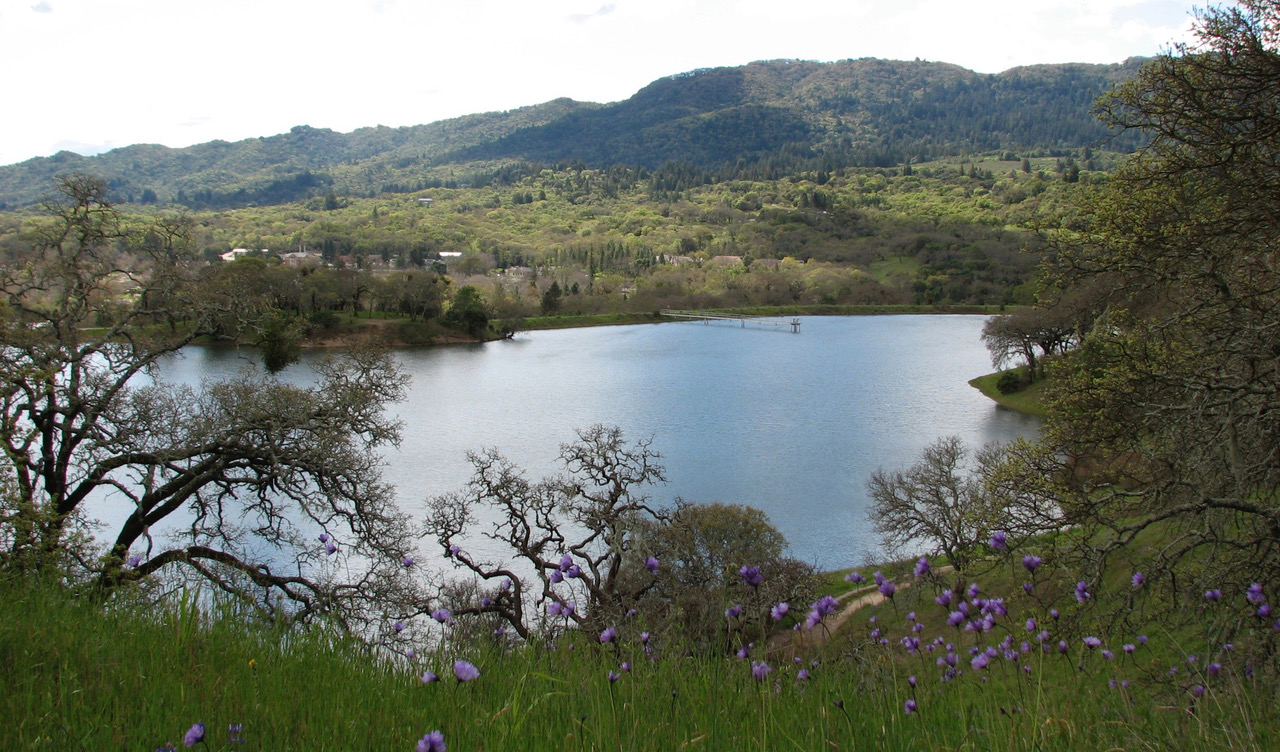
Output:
[969, 369, 1053, 418]
[3, 567, 1274, 752]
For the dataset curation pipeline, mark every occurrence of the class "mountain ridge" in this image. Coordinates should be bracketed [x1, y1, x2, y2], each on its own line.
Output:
[0, 57, 1147, 209]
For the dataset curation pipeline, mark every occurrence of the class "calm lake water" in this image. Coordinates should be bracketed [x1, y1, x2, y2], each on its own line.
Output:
[158, 315, 1038, 570]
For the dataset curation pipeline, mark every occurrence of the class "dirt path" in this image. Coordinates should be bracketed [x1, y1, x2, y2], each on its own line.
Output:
[766, 566, 953, 659]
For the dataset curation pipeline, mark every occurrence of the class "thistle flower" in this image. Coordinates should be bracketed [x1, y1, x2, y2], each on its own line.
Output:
[416, 730, 446, 752]
[736, 646, 751, 659]
[1123, 643, 1136, 654]
[751, 661, 772, 680]
[393, 621, 405, 632]
[599, 627, 617, 644]
[453, 660, 480, 682]
[1131, 571, 1144, 588]
[1022, 555, 1041, 573]
[1083, 636, 1102, 649]
[565, 565, 582, 579]
[989, 530, 1008, 551]
[403, 556, 415, 568]
[183, 723, 205, 748]
[559, 553, 574, 570]
[797, 669, 810, 680]
[547, 601, 563, 617]
[913, 557, 930, 577]
[771, 602, 790, 621]
[500, 578, 512, 591]
[907, 675, 917, 687]
[325, 542, 337, 555]
[904, 698, 918, 714]
[431, 609, 452, 624]
[318, 533, 329, 543]
[644, 556, 660, 574]
[814, 595, 840, 616]
[550, 570, 564, 583]
[971, 653, 990, 670]
[878, 580, 896, 598]
[1258, 604, 1272, 618]
[562, 601, 576, 616]
[739, 566, 763, 588]
[421, 671, 439, 684]
[725, 605, 742, 619]
[1208, 662, 1222, 676]
[640, 631, 651, 644]
[935, 590, 953, 607]
[845, 571, 864, 583]
[608, 670, 621, 683]
[966, 582, 981, 599]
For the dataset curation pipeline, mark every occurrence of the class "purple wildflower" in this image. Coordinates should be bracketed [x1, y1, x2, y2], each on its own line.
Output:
[562, 602, 576, 616]
[565, 565, 582, 579]
[1247, 582, 1265, 604]
[403, 556, 415, 568]
[644, 556, 660, 574]
[547, 602, 562, 617]
[814, 595, 840, 616]
[1131, 571, 1144, 588]
[640, 631, 651, 644]
[318, 533, 329, 543]
[1258, 604, 1273, 618]
[739, 566, 763, 588]
[550, 570, 564, 583]
[967, 582, 981, 599]
[914, 557, 931, 577]
[908, 675, 917, 687]
[1058, 640, 1069, 654]
[1083, 636, 1102, 649]
[797, 669, 810, 680]
[971, 653, 990, 670]
[416, 730, 446, 752]
[1050, 608, 1060, 619]
[608, 670, 621, 683]
[227, 723, 243, 745]
[453, 660, 480, 682]
[1123, 643, 1136, 654]
[947, 611, 965, 628]
[1137, 634, 1148, 644]
[325, 541, 337, 555]
[183, 723, 205, 748]
[431, 609, 452, 624]
[751, 661, 772, 680]
[1025, 618, 1036, 632]
[878, 580, 897, 598]
[1208, 662, 1222, 676]
[500, 578, 512, 591]
[989, 530, 1008, 551]
[600, 627, 617, 644]
[845, 571, 864, 583]
[1022, 554, 1041, 573]
[725, 605, 742, 619]
[1191, 685, 1205, 699]
[393, 621, 405, 632]
[935, 590, 953, 607]
[905, 698, 918, 714]
[449, 544, 461, 557]
[126, 555, 141, 568]
[736, 646, 750, 659]
[1101, 649, 1114, 660]
[559, 553, 574, 570]
[771, 602, 790, 621]
[1075, 581, 1090, 603]
[421, 670, 439, 684]
[1023, 583, 1034, 595]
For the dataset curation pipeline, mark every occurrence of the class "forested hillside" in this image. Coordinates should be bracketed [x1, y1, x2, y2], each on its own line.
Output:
[0, 57, 1143, 210]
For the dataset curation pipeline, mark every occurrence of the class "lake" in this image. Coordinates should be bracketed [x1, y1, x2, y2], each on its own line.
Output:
[158, 314, 1038, 570]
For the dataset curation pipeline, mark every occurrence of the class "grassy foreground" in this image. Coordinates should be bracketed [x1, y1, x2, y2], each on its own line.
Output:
[3, 562, 1275, 752]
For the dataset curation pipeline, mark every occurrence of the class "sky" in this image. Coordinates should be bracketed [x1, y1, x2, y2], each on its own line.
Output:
[0, 0, 1211, 167]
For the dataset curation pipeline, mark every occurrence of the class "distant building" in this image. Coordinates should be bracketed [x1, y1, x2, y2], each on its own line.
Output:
[220, 248, 250, 263]
[709, 255, 744, 267]
[280, 251, 322, 268]
[417, 197, 434, 206]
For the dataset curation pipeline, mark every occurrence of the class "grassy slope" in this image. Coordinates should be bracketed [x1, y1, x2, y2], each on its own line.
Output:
[969, 369, 1052, 418]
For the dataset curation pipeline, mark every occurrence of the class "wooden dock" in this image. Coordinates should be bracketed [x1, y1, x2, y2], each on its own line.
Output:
[660, 310, 801, 333]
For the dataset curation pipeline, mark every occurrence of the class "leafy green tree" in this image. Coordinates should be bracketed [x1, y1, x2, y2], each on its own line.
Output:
[1037, 0, 1280, 590]
[540, 280, 563, 314]
[442, 285, 490, 338]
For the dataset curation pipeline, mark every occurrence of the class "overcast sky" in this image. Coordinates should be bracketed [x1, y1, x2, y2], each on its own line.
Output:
[0, 0, 1210, 167]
